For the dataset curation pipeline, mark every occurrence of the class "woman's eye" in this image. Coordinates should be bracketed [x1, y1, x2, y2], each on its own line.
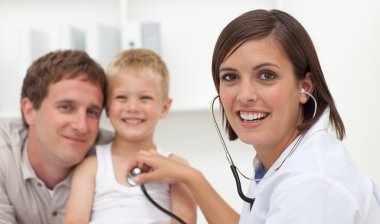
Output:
[259, 71, 276, 80]
[221, 73, 238, 81]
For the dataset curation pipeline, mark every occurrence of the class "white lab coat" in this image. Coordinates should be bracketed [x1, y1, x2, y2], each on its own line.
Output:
[240, 108, 380, 224]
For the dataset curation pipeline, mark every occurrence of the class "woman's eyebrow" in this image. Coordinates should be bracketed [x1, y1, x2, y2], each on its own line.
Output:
[253, 62, 280, 70]
[219, 62, 280, 73]
[219, 66, 237, 72]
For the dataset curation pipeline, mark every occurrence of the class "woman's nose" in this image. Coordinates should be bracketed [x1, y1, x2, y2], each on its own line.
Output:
[236, 81, 258, 104]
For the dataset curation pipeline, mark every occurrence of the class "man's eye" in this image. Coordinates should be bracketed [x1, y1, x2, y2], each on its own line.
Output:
[59, 104, 74, 112]
[259, 71, 276, 80]
[87, 109, 100, 118]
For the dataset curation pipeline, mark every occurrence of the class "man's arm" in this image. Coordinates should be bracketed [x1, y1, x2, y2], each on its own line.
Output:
[0, 119, 23, 224]
[0, 181, 18, 223]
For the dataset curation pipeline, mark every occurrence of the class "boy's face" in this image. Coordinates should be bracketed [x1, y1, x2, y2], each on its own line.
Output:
[107, 70, 171, 143]
[23, 74, 104, 167]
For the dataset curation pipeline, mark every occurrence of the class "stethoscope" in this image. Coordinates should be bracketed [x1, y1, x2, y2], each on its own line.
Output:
[210, 95, 307, 210]
[126, 94, 308, 222]
[127, 167, 187, 224]
[210, 95, 256, 209]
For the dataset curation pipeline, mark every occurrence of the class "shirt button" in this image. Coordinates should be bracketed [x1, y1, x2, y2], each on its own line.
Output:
[37, 182, 43, 187]
[52, 211, 58, 216]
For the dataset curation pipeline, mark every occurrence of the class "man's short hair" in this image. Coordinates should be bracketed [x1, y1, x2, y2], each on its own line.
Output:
[20, 49, 107, 127]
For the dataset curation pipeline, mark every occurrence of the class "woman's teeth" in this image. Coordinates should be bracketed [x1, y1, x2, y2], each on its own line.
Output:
[239, 112, 268, 121]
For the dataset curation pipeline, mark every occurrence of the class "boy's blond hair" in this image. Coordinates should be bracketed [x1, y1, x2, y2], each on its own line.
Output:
[107, 49, 170, 101]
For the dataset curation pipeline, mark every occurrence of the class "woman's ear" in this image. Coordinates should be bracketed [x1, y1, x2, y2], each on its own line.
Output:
[299, 72, 314, 104]
[21, 98, 36, 126]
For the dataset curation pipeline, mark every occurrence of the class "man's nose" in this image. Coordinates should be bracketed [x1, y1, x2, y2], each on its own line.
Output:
[72, 111, 89, 134]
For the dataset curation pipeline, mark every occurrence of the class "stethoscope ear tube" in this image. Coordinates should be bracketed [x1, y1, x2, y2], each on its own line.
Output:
[230, 165, 255, 210]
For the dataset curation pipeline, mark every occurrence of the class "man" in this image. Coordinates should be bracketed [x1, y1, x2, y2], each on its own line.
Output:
[0, 50, 113, 224]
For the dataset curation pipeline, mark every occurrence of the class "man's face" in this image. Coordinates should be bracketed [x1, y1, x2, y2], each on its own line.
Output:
[24, 74, 104, 167]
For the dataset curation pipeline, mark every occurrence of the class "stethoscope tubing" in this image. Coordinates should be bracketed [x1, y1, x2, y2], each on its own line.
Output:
[210, 95, 256, 207]
[210, 95, 307, 210]
[141, 184, 186, 224]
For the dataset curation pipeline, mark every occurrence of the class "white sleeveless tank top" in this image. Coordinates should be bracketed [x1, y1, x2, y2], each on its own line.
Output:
[89, 143, 172, 224]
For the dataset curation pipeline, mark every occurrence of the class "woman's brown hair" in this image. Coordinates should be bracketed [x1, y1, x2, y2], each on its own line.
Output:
[211, 9, 345, 140]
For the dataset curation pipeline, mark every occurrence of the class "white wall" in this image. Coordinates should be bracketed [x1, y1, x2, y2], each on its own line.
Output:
[1, 0, 380, 223]
[0, 0, 120, 118]
[126, 0, 275, 111]
[0, 0, 274, 116]
[276, 0, 380, 195]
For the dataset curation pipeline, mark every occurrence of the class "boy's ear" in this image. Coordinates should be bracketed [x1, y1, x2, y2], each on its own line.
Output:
[160, 98, 172, 118]
[21, 98, 36, 126]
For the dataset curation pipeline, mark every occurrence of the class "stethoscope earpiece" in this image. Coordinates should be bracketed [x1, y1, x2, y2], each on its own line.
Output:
[299, 89, 317, 118]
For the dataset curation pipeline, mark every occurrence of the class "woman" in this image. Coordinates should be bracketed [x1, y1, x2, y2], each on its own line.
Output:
[128, 9, 380, 223]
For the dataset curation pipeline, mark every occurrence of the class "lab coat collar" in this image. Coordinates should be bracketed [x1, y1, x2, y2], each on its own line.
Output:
[252, 107, 330, 177]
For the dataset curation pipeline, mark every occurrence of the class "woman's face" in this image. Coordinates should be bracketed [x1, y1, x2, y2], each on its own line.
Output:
[219, 38, 304, 155]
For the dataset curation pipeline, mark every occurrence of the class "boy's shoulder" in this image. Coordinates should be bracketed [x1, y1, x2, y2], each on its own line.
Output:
[76, 153, 98, 173]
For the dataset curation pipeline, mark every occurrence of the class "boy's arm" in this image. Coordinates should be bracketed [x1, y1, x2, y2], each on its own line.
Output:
[64, 156, 97, 224]
[169, 156, 197, 224]
[129, 151, 240, 224]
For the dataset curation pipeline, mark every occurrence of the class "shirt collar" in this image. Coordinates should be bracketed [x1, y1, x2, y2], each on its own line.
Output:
[21, 138, 35, 181]
[20, 138, 72, 188]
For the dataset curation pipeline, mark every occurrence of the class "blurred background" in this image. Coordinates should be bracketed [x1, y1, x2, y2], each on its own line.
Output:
[1, 0, 379, 223]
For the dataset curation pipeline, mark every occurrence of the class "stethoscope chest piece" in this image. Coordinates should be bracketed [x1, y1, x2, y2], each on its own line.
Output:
[127, 167, 143, 186]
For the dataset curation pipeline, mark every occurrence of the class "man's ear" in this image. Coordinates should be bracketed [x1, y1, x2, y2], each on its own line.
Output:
[21, 98, 36, 126]
[160, 98, 172, 119]
[105, 105, 110, 118]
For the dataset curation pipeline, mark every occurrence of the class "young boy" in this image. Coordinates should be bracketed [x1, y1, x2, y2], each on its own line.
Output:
[64, 49, 196, 223]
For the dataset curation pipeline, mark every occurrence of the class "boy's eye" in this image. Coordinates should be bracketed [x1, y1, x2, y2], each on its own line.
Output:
[259, 71, 276, 80]
[115, 95, 127, 100]
[141, 95, 153, 100]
